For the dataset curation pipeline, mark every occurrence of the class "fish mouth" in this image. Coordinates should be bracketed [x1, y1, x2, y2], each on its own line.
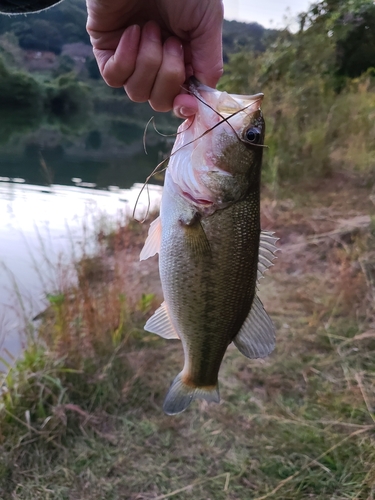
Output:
[182, 190, 214, 206]
[188, 76, 216, 100]
[188, 77, 264, 117]
[188, 76, 201, 92]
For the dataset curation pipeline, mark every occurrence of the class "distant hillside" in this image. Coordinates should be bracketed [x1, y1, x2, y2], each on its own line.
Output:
[0, 0, 88, 54]
[222, 19, 278, 61]
[0, 0, 277, 58]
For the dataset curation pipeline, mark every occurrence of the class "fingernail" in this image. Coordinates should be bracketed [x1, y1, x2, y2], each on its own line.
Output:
[175, 106, 195, 118]
[128, 24, 139, 37]
[126, 24, 140, 44]
[165, 38, 183, 57]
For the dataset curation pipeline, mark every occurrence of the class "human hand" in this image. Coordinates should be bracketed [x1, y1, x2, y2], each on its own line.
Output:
[86, 0, 224, 116]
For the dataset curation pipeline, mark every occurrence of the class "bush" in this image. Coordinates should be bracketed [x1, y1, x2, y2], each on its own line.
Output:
[86, 57, 101, 80]
[0, 56, 43, 113]
[219, 1, 375, 183]
[14, 19, 63, 55]
[45, 74, 92, 122]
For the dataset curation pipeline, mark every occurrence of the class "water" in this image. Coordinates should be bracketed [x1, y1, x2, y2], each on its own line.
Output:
[0, 115, 171, 189]
[0, 120, 167, 363]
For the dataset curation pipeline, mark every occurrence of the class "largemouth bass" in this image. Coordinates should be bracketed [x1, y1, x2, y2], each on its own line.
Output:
[140, 79, 277, 415]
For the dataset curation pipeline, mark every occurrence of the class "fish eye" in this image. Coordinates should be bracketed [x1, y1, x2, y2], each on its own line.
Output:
[245, 127, 262, 144]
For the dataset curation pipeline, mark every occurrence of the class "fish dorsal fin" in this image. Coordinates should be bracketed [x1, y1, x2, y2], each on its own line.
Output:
[233, 295, 275, 359]
[257, 230, 279, 281]
[140, 216, 162, 261]
[144, 302, 180, 340]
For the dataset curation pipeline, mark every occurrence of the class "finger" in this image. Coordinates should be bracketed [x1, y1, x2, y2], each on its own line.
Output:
[92, 25, 141, 88]
[190, 3, 224, 87]
[124, 21, 163, 103]
[148, 37, 185, 112]
[173, 94, 198, 118]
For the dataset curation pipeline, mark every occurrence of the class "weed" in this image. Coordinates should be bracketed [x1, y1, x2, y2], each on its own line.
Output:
[0, 179, 374, 499]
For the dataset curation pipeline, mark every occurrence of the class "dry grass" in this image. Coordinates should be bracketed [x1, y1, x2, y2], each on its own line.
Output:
[0, 174, 374, 499]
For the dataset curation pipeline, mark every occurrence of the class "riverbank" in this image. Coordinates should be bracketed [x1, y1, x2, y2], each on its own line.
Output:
[0, 172, 374, 499]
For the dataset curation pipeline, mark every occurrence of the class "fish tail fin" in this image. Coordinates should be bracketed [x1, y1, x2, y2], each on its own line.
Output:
[163, 372, 220, 415]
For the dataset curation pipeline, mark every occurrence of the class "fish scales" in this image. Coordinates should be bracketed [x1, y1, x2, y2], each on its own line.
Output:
[160, 185, 260, 387]
[140, 78, 277, 415]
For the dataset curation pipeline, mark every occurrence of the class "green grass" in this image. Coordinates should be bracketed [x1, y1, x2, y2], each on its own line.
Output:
[0, 178, 374, 499]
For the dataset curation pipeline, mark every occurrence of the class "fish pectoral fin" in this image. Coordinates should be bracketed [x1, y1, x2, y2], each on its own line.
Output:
[182, 220, 211, 258]
[140, 215, 162, 261]
[163, 372, 220, 415]
[144, 302, 180, 340]
[257, 230, 279, 281]
[233, 295, 275, 359]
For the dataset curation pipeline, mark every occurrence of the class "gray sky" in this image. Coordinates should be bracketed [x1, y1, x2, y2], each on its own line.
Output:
[223, 0, 312, 29]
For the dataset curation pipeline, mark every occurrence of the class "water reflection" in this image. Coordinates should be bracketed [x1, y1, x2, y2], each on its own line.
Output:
[0, 105, 176, 365]
[0, 120, 170, 189]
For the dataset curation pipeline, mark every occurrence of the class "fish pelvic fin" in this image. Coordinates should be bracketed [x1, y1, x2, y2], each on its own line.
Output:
[163, 372, 220, 415]
[183, 222, 211, 258]
[144, 302, 180, 340]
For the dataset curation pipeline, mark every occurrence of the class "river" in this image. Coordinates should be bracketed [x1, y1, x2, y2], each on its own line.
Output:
[0, 121, 167, 365]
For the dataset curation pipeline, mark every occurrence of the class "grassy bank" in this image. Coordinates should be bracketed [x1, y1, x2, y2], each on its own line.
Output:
[0, 1, 374, 496]
[0, 173, 374, 499]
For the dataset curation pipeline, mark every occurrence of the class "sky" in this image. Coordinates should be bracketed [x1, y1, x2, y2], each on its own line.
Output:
[222, 0, 313, 29]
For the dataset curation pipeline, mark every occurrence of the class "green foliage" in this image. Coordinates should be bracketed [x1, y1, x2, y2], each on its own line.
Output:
[0, 54, 96, 140]
[0, 0, 89, 48]
[138, 293, 156, 313]
[220, 0, 375, 182]
[85, 129, 102, 150]
[297, 0, 375, 80]
[85, 57, 101, 80]
[45, 73, 92, 123]
[222, 19, 277, 62]
[53, 54, 75, 77]
[0, 55, 43, 113]
[13, 19, 63, 54]
[0, 179, 374, 498]
[110, 119, 144, 144]
[336, 3, 375, 78]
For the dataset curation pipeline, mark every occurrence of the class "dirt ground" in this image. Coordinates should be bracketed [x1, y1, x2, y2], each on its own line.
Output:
[3, 172, 374, 500]
[117, 173, 374, 315]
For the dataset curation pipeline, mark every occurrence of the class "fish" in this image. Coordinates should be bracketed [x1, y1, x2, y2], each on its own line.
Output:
[140, 78, 277, 415]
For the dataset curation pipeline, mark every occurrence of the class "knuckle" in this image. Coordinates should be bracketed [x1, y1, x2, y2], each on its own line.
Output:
[140, 51, 162, 71]
[149, 100, 172, 112]
[163, 65, 184, 81]
[103, 75, 122, 88]
[125, 85, 150, 103]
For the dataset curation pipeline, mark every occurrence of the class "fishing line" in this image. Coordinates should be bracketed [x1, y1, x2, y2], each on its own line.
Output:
[133, 156, 170, 222]
[143, 113, 197, 154]
[135, 90, 266, 220]
[183, 87, 241, 140]
[183, 86, 267, 148]
[143, 116, 153, 155]
[135, 116, 198, 220]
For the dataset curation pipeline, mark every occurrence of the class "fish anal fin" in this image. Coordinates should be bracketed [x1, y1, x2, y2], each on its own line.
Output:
[144, 301, 179, 340]
[233, 295, 275, 359]
[163, 372, 220, 415]
[140, 215, 162, 261]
